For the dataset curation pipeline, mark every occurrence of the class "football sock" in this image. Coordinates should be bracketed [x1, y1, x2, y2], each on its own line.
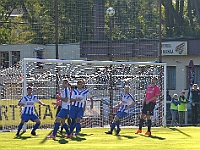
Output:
[116, 120, 120, 129]
[53, 122, 60, 136]
[17, 123, 24, 134]
[147, 120, 152, 132]
[139, 119, 145, 130]
[76, 123, 81, 134]
[110, 123, 116, 132]
[32, 123, 40, 132]
[70, 122, 75, 133]
[62, 123, 70, 135]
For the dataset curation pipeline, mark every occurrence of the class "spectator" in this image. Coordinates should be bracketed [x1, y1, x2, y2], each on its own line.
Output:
[178, 91, 188, 126]
[189, 84, 200, 126]
[167, 90, 172, 101]
[170, 94, 180, 126]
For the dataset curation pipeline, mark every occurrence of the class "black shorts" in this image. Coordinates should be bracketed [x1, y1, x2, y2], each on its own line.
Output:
[142, 102, 156, 115]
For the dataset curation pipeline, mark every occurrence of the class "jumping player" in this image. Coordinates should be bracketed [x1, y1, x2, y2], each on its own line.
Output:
[105, 86, 136, 135]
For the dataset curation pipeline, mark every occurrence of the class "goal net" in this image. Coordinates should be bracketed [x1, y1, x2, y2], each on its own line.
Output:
[0, 58, 166, 130]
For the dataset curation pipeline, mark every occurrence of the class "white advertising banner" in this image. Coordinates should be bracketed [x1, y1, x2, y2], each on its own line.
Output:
[162, 41, 187, 56]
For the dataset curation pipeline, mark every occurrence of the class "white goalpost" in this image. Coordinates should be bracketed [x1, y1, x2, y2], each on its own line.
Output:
[0, 58, 167, 130]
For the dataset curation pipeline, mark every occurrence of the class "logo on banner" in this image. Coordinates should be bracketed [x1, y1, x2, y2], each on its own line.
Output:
[175, 43, 185, 54]
[162, 41, 187, 55]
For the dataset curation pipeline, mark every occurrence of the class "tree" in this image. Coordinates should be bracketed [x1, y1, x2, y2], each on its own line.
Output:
[162, 0, 200, 37]
[0, 0, 200, 45]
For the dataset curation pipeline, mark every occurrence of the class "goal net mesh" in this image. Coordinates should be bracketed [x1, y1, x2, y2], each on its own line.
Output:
[0, 58, 166, 130]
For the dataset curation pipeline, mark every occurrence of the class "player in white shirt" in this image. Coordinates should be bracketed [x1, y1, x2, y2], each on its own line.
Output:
[105, 86, 136, 135]
[16, 87, 46, 136]
[47, 79, 71, 139]
[82, 79, 93, 110]
[69, 80, 87, 136]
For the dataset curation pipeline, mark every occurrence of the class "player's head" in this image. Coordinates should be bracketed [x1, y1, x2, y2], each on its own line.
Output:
[124, 86, 130, 94]
[62, 79, 69, 88]
[151, 77, 158, 84]
[27, 86, 32, 95]
[77, 80, 83, 89]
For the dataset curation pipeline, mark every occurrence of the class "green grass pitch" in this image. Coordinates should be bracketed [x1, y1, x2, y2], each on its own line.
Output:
[0, 127, 200, 150]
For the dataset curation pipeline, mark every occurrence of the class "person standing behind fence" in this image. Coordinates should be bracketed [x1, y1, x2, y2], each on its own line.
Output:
[178, 91, 188, 126]
[170, 94, 180, 126]
[189, 84, 200, 126]
[167, 90, 172, 101]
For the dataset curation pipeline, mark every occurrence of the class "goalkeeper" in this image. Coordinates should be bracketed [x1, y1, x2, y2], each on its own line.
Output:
[135, 77, 160, 136]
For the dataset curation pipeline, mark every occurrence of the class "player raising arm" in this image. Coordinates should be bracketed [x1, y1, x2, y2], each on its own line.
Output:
[16, 87, 46, 137]
[47, 79, 72, 139]
[82, 79, 93, 110]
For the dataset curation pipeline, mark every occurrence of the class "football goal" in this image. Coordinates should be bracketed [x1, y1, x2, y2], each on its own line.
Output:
[0, 58, 167, 130]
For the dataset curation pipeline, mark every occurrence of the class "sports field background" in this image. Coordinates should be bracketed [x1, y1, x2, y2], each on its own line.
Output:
[0, 127, 199, 150]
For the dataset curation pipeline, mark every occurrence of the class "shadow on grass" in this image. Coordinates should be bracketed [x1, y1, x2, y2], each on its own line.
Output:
[14, 131, 32, 140]
[40, 130, 88, 144]
[139, 134, 165, 140]
[39, 130, 53, 144]
[116, 134, 137, 140]
[70, 135, 86, 142]
[169, 127, 191, 137]
[67, 132, 92, 142]
[58, 139, 68, 144]
[14, 136, 32, 140]
[78, 133, 93, 137]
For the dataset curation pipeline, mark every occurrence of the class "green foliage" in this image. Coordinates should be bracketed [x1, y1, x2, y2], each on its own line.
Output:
[0, 0, 200, 44]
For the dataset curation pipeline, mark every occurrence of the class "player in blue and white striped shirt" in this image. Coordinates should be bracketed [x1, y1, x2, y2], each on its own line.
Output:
[105, 86, 136, 135]
[82, 79, 93, 110]
[16, 87, 46, 136]
[69, 80, 87, 136]
[47, 79, 71, 139]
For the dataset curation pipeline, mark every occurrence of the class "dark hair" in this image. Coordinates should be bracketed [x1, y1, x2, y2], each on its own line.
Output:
[152, 77, 158, 80]
[27, 86, 32, 90]
[63, 79, 69, 83]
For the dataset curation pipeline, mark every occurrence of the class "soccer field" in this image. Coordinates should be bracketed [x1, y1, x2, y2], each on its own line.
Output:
[0, 127, 199, 150]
